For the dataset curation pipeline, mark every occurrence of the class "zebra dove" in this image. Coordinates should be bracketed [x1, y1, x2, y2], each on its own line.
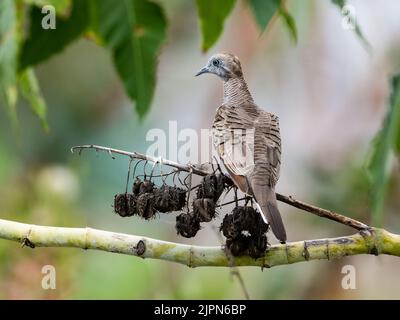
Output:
[196, 53, 287, 243]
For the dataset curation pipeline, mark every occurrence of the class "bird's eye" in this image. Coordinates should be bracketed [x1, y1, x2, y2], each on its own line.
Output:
[212, 59, 219, 67]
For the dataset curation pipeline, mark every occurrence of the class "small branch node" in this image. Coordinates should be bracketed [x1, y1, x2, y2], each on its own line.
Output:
[108, 149, 115, 160]
[188, 246, 194, 268]
[359, 228, 380, 256]
[326, 240, 330, 260]
[285, 243, 290, 264]
[135, 240, 146, 257]
[84, 227, 90, 250]
[303, 241, 310, 261]
[21, 229, 35, 248]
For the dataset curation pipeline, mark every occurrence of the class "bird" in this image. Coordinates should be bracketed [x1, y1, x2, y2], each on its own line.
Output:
[195, 53, 287, 243]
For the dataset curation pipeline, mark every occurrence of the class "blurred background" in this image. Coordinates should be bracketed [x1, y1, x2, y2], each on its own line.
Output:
[1, 0, 400, 299]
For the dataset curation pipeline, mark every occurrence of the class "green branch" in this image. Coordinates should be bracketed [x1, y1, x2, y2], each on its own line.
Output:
[0, 219, 399, 268]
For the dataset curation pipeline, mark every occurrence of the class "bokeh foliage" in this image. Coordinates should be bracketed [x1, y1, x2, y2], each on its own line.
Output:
[366, 75, 400, 226]
[1, 0, 369, 122]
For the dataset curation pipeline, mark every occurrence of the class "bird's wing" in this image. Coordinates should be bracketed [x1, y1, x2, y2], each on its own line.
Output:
[213, 103, 286, 241]
[250, 109, 286, 242]
[212, 104, 258, 178]
[252, 110, 281, 187]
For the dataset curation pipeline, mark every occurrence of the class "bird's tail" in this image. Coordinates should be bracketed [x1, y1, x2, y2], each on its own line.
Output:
[254, 187, 287, 243]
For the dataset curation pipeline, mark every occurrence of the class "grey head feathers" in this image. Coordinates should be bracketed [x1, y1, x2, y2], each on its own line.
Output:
[195, 53, 243, 80]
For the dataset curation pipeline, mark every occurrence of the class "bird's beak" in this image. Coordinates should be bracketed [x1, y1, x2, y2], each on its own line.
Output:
[195, 66, 209, 77]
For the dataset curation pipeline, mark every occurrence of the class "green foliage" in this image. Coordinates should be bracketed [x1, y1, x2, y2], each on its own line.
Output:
[196, 0, 236, 52]
[366, 74, 400, 226]
[0, 0, 373, 124]
[93, 0, 167, 118]
[314, 162, 371, 223]
[248, 0, 297, 43]
[331, 0, 345, 7]
[20, 0, 90, 71]
[248, 0, 278, 31]
[19, 68, 49, 132]
[331, 0, 371, 51]
[277, 4, 297, 43]
[24, 0, 72, 16]
[0, 0, 19, 129]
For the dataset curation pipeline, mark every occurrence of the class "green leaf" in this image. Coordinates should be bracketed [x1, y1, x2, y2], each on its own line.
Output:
[248, 0, 279, 31]
[19, 68, 49, 132]
[331, 0, 345, 6]
[331, 0, 371, 51]
[93, 0, 167, 118]
[19, 0, 90, 70]
[278, 5, 297, 43]
[248, 0, 297, 43]
[366, 74, 400, 226]
[24, 0, 72, 17]
[0, 0, 19, 129]
[196, 0, 236, 52]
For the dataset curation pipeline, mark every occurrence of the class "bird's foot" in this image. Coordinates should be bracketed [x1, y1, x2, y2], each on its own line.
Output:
[244, 196, 252, 207]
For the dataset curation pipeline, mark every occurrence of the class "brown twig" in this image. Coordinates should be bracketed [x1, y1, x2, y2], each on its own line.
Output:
[71, 144, 370, 231]
[275, 194, 369, 230]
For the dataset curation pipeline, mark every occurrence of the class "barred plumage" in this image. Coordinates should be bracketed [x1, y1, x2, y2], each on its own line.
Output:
[197, 53, 287, 242]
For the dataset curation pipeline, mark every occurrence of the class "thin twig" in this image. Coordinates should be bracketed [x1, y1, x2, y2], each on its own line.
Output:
[71, 144, 370, 231]
[275, 194, 369, 230]
[71, 145, 208, 176]
[219, 197, 248, 207]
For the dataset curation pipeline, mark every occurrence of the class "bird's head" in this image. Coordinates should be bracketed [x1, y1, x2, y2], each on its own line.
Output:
[195, 53, 243, 81]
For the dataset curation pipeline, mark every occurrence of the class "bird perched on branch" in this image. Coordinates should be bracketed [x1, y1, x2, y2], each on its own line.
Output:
[196, 53, 287, 243]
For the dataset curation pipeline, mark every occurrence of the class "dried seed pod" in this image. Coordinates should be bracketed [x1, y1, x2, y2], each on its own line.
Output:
[153, 186, 187, 213]
[114, 193, 137, 217]
[175, 213, 200, 238]
[172, 187, 187, 211]
[114, 193, 128, 217]
[136, 193, 156, 220]
[220, 213, 240, 239]
[126, 193, 137, 216]
[196, 175, 213, 200]
[139, 179, 154, 194]
[197, 174, 226, 202]
[154, 185, 172, 213]
[230, 206, 268, 237]
[226, 234, 251, 257]
[226, 234, 267, 259]
[220, 206, 269, 258]
[220, 207, 248, 239]
[132, 177, 142, 195]
[248, 234, 268, 259]
[192, 198, 216, 222]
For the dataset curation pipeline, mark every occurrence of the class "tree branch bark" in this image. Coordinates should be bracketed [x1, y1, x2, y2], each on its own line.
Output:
[71, 144, 370, 231]
[1, 219, 398, 268]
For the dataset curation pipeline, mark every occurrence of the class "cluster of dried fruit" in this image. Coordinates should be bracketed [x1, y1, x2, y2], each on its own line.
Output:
[113, 170, 269, 259]
[114, 177, 186, 219]
[220, 206, 269, 259]
[175, 174, 231, 238]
